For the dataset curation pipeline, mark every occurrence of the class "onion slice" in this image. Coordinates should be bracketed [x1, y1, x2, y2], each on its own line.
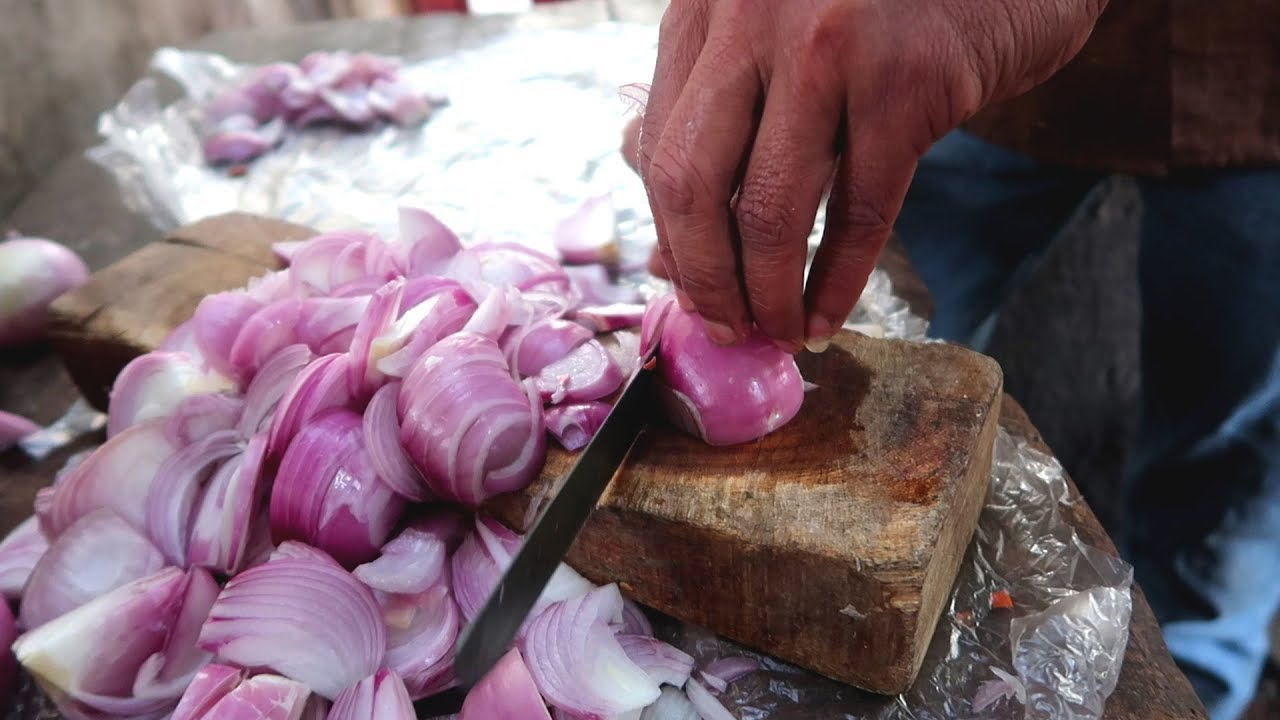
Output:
[519, 584, 661, 718]
[238, 343, 313, 436]
[384, 584, 459, 700]
[198, 548, 385, 700]
[616, 635, 694, 688]
[501, 318, 592, 378]
[265, 353, 354, 461]
[684, 678, 735, 720]
[639, 687, 699, 720]
[0, 516, 48, 600]
[553, 195, 618, 266]
[166, 393, 244, 447]
[400, 207, 462, 275]
[459, 648, 550, 720]
[15, 567, 218, 719]
[21, 509, 167, 630]
[146, 429, 244, 565]
[544, 402, 610, 452]
[362, 382, 429, 501]
[533, 339, 623, 404]
[348, 279, 405, 399]
[700, 656, 759, 690]
[42, 419, 180, 538]
[107, 352, 236, 438]
[353, 522, 447, 595]
[328, 669, 415, 720]
[187, 434, 267, 575]
[571, 303, 646, 332]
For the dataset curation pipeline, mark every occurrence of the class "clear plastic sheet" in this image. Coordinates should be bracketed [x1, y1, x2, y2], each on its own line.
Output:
[88, 26, 1132, 719]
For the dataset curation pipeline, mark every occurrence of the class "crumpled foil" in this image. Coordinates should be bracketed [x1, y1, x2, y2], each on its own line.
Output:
[88, 26, 1132, 720]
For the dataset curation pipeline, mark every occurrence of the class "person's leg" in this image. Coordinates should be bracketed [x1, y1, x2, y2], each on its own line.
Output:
[1128, 168, 1280, 720]
[895, 130, 1103, 350]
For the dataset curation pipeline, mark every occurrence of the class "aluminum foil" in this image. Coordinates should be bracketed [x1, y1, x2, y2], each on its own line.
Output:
[89, 26, 1132, 720]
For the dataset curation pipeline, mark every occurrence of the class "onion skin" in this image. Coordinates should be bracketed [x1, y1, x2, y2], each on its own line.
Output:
[653, 303, 804, 446]
[0, 237, 89, 347]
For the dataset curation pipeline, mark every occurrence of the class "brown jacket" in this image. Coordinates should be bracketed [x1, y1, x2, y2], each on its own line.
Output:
[964, 0, 1280, 175]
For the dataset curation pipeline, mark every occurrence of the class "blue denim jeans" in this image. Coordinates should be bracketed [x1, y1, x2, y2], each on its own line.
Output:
[895, 130, 1280, 720]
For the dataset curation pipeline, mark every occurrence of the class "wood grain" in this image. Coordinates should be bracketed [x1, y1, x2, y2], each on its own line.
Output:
[489, 332, 1003, 693]
[45, 213, 311, 409]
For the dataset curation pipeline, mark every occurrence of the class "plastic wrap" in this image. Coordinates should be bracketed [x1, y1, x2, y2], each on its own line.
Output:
[86, 26, 1132, 719]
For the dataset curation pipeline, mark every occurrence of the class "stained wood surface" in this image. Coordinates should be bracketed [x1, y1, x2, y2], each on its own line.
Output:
[0, 4, 1209, 718]
[494, 333, 1002, 692]
[45, 213, 310, 410]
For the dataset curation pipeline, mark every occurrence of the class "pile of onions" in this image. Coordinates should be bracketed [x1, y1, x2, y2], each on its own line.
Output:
[202, 51, 441, 166]
[0, 202, 797, 718]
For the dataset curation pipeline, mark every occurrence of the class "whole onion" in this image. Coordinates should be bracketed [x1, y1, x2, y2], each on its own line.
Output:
[0, 236, 89, 346]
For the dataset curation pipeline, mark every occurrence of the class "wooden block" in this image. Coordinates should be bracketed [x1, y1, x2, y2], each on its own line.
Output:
[488, 334, 1002, 693]
[46, 212, 1001, 694]
[46, 213, 313, 409]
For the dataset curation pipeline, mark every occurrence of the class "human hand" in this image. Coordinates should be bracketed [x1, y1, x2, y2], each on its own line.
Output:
[631, 0, 1105, 350]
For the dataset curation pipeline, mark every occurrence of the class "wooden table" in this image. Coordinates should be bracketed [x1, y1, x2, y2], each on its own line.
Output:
[0, 2, 1207, 718]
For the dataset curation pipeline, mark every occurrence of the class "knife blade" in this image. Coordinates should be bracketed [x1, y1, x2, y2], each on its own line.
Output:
[452, 344, 659, 688]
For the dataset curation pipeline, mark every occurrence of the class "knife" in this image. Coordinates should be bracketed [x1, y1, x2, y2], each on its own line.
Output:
[452, 341, 660, 688]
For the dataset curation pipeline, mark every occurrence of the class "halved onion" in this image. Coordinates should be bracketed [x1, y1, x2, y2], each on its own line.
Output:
[198, 548, 385, 700]
[272, 410, 405, 568]
[652, 301, 804, 446]
[398, 334, 545, 506]
[544, 402, 611, 452]
[459, 648, 550, 720]
[519, 584, 661, 718]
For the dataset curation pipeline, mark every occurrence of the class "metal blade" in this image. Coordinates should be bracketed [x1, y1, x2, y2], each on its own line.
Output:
[452, 350, 657, 687]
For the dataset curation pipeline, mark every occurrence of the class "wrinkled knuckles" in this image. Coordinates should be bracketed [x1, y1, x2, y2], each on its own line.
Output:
[735, 193, 796, 254]
[647, 143, 714, 218]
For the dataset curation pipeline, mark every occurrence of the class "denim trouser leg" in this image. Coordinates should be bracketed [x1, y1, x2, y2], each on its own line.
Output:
[1126, 170, 1280, 720]
[893, 130, 1102, 349]
[896, 131, 1280, 720]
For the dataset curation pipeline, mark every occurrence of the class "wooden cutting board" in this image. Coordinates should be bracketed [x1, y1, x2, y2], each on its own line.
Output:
[47, 213, 1002, 695]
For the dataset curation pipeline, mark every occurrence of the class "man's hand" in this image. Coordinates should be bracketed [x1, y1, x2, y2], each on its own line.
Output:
[631, 0, 1105, 350]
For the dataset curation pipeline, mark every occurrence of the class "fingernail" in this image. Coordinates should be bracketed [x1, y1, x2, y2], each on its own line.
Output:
[675, 290, 694, 311]
[703, 320, 739, 345]
[805, 316, 835, 353]
[772, 337, 803, 354]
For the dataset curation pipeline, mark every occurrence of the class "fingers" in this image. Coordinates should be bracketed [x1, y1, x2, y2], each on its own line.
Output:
[647, 35, 763, 342]
[641, 1, 709, 291]
[735, 61, 843, 352]
[804, 118, 919, 350]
